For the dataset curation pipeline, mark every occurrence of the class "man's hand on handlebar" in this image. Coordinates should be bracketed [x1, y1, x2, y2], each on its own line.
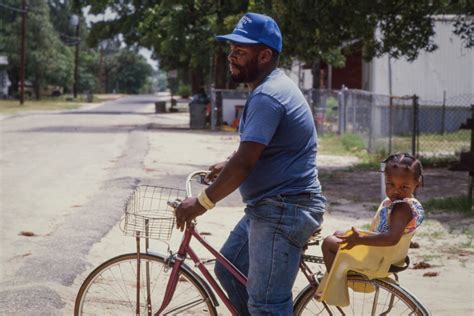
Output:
[204, 161, 226, 184]
[174, 197, 207, 231]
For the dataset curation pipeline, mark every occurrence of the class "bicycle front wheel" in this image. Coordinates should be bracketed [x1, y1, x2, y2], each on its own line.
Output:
[74, 253, 217, 315]
[293, 274, 430, 316]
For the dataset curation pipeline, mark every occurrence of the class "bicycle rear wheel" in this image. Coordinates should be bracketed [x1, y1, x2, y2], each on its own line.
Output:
[75, 253, 217, 315]
[293, 274, 430, 316]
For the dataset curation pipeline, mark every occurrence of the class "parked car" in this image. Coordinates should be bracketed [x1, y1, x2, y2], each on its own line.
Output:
[20, 81, 63, 98]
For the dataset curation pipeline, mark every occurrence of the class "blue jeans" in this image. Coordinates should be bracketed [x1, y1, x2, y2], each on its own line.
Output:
[214, 193, 325, 315]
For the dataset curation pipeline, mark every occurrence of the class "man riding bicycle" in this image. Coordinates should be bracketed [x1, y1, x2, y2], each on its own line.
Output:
[175, 12, 325, 315]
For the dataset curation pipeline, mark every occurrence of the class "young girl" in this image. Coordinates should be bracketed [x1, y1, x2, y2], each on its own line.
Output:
[322, 153, 425, 272]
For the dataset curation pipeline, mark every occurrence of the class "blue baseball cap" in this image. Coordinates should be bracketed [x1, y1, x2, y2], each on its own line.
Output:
[215, 12, 282, 53]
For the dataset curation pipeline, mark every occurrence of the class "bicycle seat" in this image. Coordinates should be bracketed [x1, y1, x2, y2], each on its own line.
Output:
[316, 230, 414, 307]
[388, 256, 410, 273]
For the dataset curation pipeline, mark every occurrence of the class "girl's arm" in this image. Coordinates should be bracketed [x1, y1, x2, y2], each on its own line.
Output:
[337, 203, 413, 250]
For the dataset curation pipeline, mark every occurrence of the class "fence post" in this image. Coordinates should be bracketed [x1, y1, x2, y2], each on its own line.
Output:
[351, 91, 356, 133]
[337, 86, 344, 134]
[380, 161, 386, 201]
[468, 104, 474, 207]
[388, 95, 393, 154]
[216, 90, 223, 127]
[315, 89, 325, 134]
[211, 90, 222, 130]
[441, 90, 446, 135]
[412, 95, 419, 157]
[470, 104, 474, 152]
[312, 88, 320, 113]
[314, 89, 325, 135]
[343, 86, 348, 133]
[368, 93, 374, 152]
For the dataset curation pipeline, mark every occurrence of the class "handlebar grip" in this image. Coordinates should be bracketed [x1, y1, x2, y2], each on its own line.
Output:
[185, 170, 210, 197]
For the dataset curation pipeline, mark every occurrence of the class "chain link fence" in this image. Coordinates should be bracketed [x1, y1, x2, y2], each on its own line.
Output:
[310, 88, 473, 158]
[210, 87, 473, 158]
[416, 95, 473, 157]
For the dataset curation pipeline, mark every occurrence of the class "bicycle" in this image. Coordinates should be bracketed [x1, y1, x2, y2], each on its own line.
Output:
[74, 170, 430, 315]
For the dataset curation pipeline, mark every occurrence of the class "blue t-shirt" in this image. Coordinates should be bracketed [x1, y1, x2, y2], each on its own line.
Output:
[239, 68, 321, 205]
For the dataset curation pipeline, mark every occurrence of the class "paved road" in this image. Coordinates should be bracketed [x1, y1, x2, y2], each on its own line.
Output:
[0, 94, 179, 314]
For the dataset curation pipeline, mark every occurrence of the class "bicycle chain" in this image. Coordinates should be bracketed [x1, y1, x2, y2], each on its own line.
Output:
[302, 254, 325, 264]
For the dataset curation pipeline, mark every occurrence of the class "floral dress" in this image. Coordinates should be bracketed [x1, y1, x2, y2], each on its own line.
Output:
[371, 197, 425, 234]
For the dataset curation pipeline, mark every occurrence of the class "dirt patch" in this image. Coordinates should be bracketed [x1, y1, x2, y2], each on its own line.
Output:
[319, 166, 469, 205]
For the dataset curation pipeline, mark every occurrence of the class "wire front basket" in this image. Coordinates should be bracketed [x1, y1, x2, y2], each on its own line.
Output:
[121, 185, 185, 240]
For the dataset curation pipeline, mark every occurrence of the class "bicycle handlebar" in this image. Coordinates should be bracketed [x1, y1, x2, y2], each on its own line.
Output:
[185, 170, 210, 198]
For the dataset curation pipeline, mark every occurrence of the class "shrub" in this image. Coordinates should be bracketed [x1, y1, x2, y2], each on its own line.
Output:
[340, 133, 365, 151]
[177, 84, 191, 98]
[424, 196, 473, 214]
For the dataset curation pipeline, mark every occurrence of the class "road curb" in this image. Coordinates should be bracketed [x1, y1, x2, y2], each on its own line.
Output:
[0, 95, 127, 121]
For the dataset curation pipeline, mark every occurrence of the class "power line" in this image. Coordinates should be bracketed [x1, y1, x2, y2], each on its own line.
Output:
[1, 3, 81, 44]
[0, 2, 27, 13]
[62, 39, 81, 46]
[19, 0, 26, 104]
[1, 2, 81, 42]
[0, 1, 46, 14]
[59, 32, 80, 40]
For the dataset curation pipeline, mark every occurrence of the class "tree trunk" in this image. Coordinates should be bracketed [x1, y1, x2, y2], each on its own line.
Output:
[214, 44, 227, 89]
[191, 67, 204, 95]
[212, 1, 228, 126]
[311, 60, 321, 89]
[311, 60, 321, 110]
[34, 79, 41, 100]
[214, 46, 228, 126]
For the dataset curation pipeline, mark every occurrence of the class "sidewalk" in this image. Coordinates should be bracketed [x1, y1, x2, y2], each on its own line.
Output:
[0, 93, 126, 121]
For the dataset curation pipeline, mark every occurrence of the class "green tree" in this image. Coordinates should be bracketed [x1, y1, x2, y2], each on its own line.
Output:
[266, 1, 441, 93]
[0, 0, 17, 96]
[100, 48, 153, 94]
[138, 2, 211, 92]
[85, 0, 248, 92]
[253, 0, 471, 100]
[78, 49, 100, 93]
[449, 0, 474, 49]
[83, 0, 472, 101]
[48, 0, 76, 43]
[0, 0, 74, 99]
[48, 0, 100, 94]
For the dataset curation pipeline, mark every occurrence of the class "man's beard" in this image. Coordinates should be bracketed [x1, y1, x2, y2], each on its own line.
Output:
[230, 56, 260, 83]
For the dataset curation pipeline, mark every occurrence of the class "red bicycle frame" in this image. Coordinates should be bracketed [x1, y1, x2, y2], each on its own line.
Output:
[155, 223, 247, 316]
[154, 170, 319, 315]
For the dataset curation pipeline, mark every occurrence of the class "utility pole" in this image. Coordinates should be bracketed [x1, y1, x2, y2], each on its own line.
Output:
[99, 47, 104, 93]
[19, 0, 27, 105]
[98, 40, 107, 93]
[72, 16, 80, 99]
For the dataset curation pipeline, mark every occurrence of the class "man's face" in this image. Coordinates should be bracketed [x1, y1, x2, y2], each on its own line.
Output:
[227, 44, 261, 83]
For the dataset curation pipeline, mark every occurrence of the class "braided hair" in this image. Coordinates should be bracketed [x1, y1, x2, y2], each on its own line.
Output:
[383, 153, 424, 187]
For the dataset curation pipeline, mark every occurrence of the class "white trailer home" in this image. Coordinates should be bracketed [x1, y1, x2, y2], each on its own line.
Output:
[364, 16, 473, 102]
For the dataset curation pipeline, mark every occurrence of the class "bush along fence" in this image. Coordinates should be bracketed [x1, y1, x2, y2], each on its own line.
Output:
[210, 87, 473, 158]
